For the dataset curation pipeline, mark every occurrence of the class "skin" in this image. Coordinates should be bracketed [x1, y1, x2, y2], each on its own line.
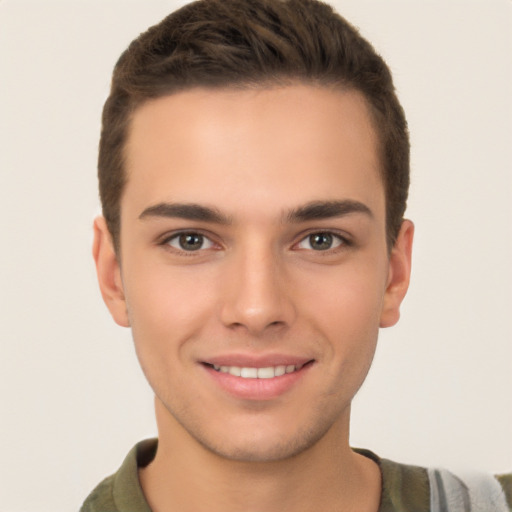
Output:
[93, 84, 413, 512]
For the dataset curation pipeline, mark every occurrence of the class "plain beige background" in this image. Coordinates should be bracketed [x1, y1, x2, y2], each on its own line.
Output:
[1, 1, 511, 510]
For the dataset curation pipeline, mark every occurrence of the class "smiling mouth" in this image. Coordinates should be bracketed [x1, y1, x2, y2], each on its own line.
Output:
[203, 361, 313, 379]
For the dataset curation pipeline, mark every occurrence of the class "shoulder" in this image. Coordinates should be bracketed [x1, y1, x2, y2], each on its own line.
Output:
[494, 473, 512, 510]
[354, 448, 430, 511]
[79, 439, 156, 512]
[80, 474, 116, 512]
[381, 459, 512, 512]
[428, 467, 512, 512]
[497, 473, 512, 498]
[356, 448, 512, 512]
[379, 456, 431, 512]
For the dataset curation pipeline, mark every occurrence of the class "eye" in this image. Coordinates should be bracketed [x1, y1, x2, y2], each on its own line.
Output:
[166, 232, 215, 252]
[296, 232, 345, 251]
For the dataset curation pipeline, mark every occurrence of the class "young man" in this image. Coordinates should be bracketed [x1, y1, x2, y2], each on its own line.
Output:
[82, 0, 511, 510]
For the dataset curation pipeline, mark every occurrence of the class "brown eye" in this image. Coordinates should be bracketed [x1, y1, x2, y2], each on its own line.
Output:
[167, 232, 214, 251]
[297, 232, 344, 251]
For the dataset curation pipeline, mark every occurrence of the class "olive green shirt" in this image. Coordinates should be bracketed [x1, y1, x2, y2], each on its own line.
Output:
[80, 439, 512, 512]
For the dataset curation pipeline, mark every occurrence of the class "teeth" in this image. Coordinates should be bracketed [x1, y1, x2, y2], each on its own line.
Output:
[274, 365, 286, 376]
[257, 367, 274, 379]
[240, 367, 258, 378]
[212, 364, 298, 378]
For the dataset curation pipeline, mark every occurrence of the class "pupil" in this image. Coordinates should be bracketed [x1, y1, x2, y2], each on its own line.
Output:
[310, 233, 332, 250]
[179, 233, 203, 251]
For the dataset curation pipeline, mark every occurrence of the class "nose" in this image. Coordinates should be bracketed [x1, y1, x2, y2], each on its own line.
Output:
[219, 243, 296, 336]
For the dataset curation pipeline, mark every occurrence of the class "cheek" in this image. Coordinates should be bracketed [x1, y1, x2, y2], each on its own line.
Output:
[123, 263, 219, 353]
[300, 264, 385, 353]
[307, 262, 385, 314]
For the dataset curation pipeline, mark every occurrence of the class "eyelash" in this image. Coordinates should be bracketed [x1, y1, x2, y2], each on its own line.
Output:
[158, 230, 352, 255]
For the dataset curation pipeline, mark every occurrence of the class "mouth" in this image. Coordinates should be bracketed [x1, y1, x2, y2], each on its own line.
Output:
[203, 361, 312, 379]
[200, 358, 315, 400]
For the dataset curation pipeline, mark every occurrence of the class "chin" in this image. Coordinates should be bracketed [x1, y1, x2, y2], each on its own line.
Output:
[190, 419, 334, 463]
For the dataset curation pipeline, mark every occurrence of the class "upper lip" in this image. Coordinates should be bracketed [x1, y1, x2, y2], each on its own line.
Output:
[201, 354, 314, 368]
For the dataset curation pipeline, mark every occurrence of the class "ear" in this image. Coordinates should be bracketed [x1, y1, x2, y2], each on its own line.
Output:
[92, 216, 130, 327]
[380, 220, 414, 328]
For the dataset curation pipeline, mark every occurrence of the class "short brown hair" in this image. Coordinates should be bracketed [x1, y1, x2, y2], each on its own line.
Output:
[99, 0, 409, 251]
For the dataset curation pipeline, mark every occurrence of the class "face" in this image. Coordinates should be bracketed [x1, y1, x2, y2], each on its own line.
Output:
[94, 84, 413, 462]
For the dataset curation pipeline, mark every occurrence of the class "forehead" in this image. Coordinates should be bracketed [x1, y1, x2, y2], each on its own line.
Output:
[123, 85, 384, 222]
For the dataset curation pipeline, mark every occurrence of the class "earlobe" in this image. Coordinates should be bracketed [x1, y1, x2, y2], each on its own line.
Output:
[379, 220, 414, 328]
[92, 217, 130, 327]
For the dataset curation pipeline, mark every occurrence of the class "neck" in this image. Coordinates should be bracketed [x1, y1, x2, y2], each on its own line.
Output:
[139, 399, 381, 512]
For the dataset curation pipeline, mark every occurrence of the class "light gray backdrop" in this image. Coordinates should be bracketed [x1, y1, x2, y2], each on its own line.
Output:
[1, 1, 511, 510]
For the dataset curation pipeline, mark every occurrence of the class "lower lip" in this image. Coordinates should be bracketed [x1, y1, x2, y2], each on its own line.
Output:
[202, 363, 313, 401]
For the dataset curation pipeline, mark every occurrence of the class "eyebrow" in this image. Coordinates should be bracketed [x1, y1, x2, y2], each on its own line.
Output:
[139, 202, 232, 224]
[138, 199, 372, 225]
[285, 200, 373, 223]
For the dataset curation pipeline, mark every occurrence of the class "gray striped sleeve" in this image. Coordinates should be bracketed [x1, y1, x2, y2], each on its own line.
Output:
[428, 468, 509, 512]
